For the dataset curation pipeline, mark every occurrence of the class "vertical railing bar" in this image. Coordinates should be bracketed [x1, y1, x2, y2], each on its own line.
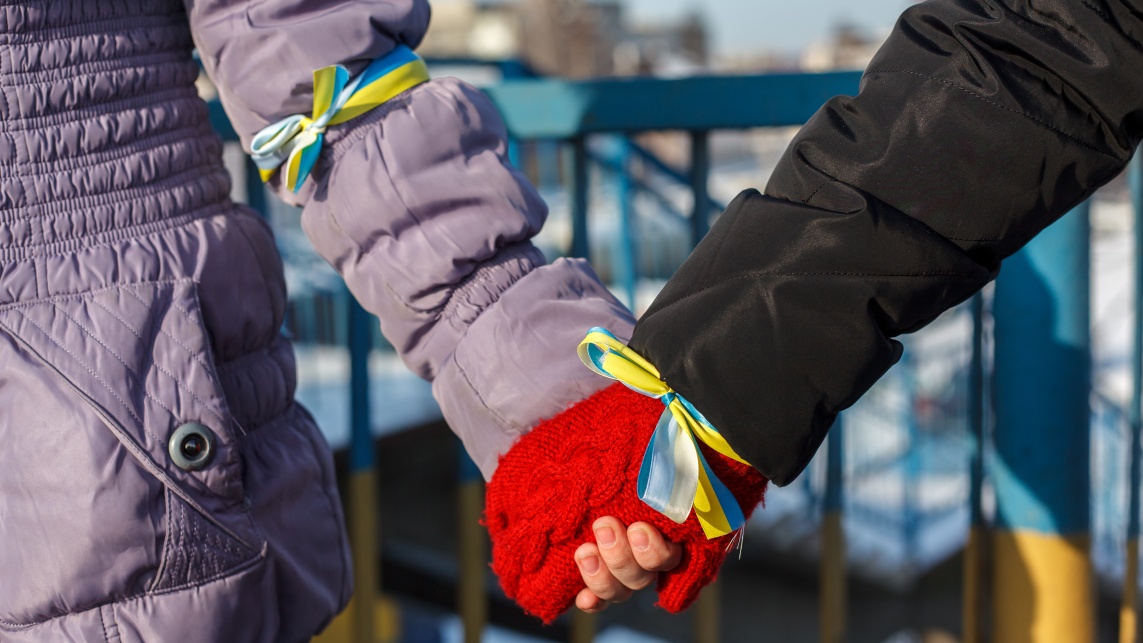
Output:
[821, 420, 846, 643]
[569, 611, 596, 643]
[336, 288, 350, 347]
[569, 137, 590, 260]
[694, 576, 721, 643]
[992, 200, 1094, 640]
[539, 140, 560, 191]
[689, 131, 711, 247]
[244, 157, 267, 221]
[507, 136, 521, 172]
[458, 447, 488, 643]
[964, 293, 987, 643]
[348, 298, 378, 643]
[617, 137, 637, 310]
[903, 347, 920, 574]
[1122, 150, 1143, 643]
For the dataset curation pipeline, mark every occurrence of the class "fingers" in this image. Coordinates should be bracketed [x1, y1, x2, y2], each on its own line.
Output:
[575, 587, 609, 613]
[592, 517, 658, 592]
[575, 541, 633, 604]
[626, 521, 683, 573]
[574, 517, 685, 612]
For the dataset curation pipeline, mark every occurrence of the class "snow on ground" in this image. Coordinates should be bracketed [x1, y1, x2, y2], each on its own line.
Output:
[294, 346, 442, 450]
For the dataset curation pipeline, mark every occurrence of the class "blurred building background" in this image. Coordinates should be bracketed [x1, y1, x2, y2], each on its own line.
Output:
[420, 0, 708, 77]
[418, 0, 894, 76]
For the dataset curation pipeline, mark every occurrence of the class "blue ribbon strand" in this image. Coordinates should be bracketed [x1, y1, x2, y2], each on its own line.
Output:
[578, 327, 749, 538]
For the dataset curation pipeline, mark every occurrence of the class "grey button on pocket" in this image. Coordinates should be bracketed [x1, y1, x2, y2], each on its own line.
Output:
[169, 423, 215, 471]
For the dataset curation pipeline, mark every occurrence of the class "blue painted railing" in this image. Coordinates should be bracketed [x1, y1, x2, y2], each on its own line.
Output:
[205, 58, 1143, 639]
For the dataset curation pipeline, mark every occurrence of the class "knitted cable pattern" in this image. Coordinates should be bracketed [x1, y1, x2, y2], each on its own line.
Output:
[485, 382, 768, 623]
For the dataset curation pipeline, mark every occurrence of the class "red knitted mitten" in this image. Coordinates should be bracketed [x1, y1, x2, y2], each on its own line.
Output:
[485, 382, 768, 623]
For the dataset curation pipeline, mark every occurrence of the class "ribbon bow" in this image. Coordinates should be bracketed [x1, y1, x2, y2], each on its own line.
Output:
[578, 327, 749, 539]
[250, 45, 430, 193]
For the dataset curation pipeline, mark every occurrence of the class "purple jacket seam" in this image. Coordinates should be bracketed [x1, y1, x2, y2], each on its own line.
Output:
[0, 87, 199, 129]
[2, 124, 211, 172]
[0, 549, 265, 631]
[0, 278, 190, 311]
[97, 604, 111, 643]
[2, 53, 192, 87]
[0, 14, 184, 46]
[8, 308, 149, 429]
[3, 165, 227, 220]
[47, 300, 195, 426]
[446, 349, 516, 432]
[0, 206, 229, 261]
[5, 56, 192, 93]
[441, 243, 543, 329]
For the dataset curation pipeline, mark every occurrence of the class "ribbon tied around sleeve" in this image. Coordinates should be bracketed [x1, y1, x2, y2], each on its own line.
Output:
[578, 327, 750, 539]
[249, 44, 430, 193]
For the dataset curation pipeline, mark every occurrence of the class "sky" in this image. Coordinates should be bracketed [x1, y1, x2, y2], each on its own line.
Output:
[624, 0, 920, 56]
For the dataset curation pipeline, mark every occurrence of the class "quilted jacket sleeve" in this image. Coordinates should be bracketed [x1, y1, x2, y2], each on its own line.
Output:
[629, 0, 1143, 485]
[183, 0, 634, 477]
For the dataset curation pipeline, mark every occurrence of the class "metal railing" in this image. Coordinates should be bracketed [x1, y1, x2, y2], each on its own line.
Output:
[205, 59, 1143, 642]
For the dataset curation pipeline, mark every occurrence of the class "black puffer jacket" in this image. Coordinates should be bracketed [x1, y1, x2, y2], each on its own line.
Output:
[631, 0, 1143, 485]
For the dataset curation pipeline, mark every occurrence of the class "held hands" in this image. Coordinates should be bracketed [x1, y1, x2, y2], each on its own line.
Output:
[574, 518, 681, 613]
[485, 383, 768, 623]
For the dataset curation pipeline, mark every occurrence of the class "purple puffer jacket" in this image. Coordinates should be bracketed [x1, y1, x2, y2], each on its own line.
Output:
[1, 0, 632, 640]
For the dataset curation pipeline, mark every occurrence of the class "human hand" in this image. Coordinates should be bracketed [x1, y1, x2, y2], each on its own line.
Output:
[485, 383, 768, 623]
[573, 517, 681, 613]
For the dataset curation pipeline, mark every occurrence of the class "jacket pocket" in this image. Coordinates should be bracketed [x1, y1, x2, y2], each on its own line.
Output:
[0, 280, 262, 629]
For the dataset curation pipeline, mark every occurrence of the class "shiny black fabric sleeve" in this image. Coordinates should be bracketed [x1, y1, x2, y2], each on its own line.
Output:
[628, 0, 1143, 486]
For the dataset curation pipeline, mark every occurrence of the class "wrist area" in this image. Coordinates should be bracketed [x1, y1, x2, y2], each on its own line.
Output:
[488, 382, 766, 526]
[485, 383, 660, 544]
[485, 382, 768, 622]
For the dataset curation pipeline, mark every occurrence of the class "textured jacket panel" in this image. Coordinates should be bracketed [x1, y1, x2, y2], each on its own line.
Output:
[305, 79, 550, 379]
[632, 0, 1143, 486]
[0, 1, 227, 259]
[188, 2, 637, 479]
[0, 0, 348, 635]
[775, 0, 1143, 266]
[434, 259, 637, 476]
[0, 406, 347, 642]
[306, 77, 635, 478]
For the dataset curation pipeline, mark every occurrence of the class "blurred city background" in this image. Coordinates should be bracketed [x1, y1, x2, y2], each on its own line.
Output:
[198, 1, 1140, 641]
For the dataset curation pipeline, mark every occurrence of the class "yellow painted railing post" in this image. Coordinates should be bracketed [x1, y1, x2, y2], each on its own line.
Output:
[349, 470, 379, 643]
[458, 448, 488, 643]
[570, 609, 596, 643]
[992, 204, 1094, 643]
[1122, 148, 1143, 643]
[694, 579, 720, 643]
[820, 425, 846, 643]
[963, 294, 987, 643]
[1124, 543, 1140, 643]
[962, 526, 988, 643]
[348, 298, 378, 643]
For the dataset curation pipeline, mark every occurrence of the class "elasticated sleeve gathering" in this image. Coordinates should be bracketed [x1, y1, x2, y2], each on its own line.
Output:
[184, 0, 634, 478]
[629, 0, 1143, 486]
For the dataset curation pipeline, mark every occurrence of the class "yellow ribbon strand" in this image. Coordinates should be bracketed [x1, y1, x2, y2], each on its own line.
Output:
[329, 59, 429, 125]
[312, 65, 342, 121]
[694, 466, 735, 537]
[578, 327, 750, 538]
[672, 400, 749, 466]
[249, 46, 430, 192]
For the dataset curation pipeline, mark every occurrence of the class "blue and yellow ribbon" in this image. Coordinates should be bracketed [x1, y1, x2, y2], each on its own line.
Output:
[578, 327, 749, 539]
[250, 45, 430, 193]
